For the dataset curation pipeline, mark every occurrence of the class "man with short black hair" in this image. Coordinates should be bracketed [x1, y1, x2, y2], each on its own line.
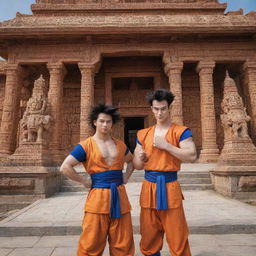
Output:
[61, 103, 135, 256]
[133, 89, 197, 256]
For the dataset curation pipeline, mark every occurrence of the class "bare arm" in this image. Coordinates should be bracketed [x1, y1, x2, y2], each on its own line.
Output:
[60, 155, 91, 188]
[123, 151, 134, 184]
[133, 143, 149, 170]
[154, 136, 197, 162]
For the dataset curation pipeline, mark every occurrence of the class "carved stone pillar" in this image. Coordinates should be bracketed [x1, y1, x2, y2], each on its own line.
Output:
[47, 63, 66, 155]
[163, 59, 184, 125]
[79, 63, 95, 140]
[242, 61, 256, 142]
[0, 64, 23, 154]
[197, 61, 219, 162]
[105, 73, 112, 105]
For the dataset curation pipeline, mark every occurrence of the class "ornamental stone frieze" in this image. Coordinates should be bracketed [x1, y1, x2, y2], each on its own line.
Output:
[0, 13, 255, 33]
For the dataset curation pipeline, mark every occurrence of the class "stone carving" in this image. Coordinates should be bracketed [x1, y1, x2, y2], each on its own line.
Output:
[212, 71, 256, 203]
[113, 90, 149, 106]
[221, 71, 251, 140]
[20, 75, 52, 143]
[20, 79, 32, 119]
[1, 13, 256, 29]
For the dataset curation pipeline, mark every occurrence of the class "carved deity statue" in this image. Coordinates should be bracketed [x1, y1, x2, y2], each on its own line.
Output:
[221, 71, 251, 140]
[21, 75, 52, 143]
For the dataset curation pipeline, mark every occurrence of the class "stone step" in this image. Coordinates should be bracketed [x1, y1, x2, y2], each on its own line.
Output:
[180, 178, 211, 184]
[128, 177, 212, 184]
[1, 190, 255, 237]
[181, 184, 214, 190]
[0, 194, 45, 213]
[60, 184, 214, 192]
[61, 171, 212, 191]
[179, 172, 211, 179]
[60, 186, 87, 192]
[1, 215, 255, 237]
[62, 171, 211, 179]
[1, 234, 256, 256]
[60, 181, 213, 192]
[62, 177, 211, 186]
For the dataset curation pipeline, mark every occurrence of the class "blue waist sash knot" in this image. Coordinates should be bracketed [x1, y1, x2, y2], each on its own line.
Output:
[91, 170, 123, 219]
[144, 170, 178, 210]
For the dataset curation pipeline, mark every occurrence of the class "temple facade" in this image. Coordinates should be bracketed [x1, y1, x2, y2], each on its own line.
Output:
[0, 0, 256, 161]
[0, 0, 256, 203]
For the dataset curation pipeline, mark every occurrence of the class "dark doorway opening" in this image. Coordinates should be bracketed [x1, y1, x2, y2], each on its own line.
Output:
[124, 117, 144, 153]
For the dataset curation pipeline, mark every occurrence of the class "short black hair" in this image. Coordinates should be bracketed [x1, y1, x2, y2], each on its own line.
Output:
[146, 89, 175, 106]
[89, 103, 120, 128]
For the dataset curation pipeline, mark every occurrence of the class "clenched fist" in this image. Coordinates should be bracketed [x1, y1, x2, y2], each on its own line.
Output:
[153, 136, 168, 150]
[139, 148, 149, 163]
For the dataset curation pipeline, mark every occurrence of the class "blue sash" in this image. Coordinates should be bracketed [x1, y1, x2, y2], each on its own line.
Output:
[147, 252, 161, 256]
[144, 170, 178, 210]
[91, 170, 123, 218]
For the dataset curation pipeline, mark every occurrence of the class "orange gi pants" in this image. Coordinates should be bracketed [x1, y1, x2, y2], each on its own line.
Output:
[77, 212, 135, 256]
[140, 207, 191, 256]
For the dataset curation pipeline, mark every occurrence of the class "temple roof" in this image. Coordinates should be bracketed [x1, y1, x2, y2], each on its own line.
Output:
[0, 0, 255, 38]
[31, 0, 226, 15]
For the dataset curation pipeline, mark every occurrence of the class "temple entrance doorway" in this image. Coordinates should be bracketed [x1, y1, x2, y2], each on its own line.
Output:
[124, 117, 144, 153]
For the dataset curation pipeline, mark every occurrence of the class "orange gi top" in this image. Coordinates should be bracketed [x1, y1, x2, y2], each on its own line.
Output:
[79, 137, 131, 214]
[137, 124, 188, 209]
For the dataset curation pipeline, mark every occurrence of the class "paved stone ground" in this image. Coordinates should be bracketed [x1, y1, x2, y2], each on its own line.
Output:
[0, 164, 256, 255]
[0, 234, 256, 256]
[1, 186, 255, 235]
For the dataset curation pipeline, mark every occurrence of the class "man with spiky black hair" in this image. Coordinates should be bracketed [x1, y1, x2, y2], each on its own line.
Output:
[133, 89, 197, 256]
[60, 103, 135, 256]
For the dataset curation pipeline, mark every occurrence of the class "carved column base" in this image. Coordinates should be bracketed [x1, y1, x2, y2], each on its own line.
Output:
[210, 138, 256, 204]
[219, 139, 256, 166]
[199, 148, 219, 163]
[0, 166, 61, 210]
[210, 167, 256, 205]
[5, 142, 54, 166]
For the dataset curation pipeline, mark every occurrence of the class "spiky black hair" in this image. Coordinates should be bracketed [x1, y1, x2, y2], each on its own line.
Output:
[89, 103, 120, 128]
[146, 88, 175, 106]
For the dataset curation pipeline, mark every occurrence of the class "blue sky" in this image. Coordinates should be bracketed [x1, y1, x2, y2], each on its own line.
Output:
[0, 0, 256, 22]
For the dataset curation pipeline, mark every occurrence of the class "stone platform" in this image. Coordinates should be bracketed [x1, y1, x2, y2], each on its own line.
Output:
[0, 163, 256, 255]
[1, 184, 256, 237]
[0, 184, 256, 255]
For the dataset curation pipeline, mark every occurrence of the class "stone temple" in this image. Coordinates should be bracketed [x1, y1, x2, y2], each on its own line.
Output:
[0, 0, 256, 210]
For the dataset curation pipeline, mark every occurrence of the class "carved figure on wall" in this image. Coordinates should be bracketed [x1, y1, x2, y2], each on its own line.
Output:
[221, 71, 251, 140]
[20, 75, 52, 143]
